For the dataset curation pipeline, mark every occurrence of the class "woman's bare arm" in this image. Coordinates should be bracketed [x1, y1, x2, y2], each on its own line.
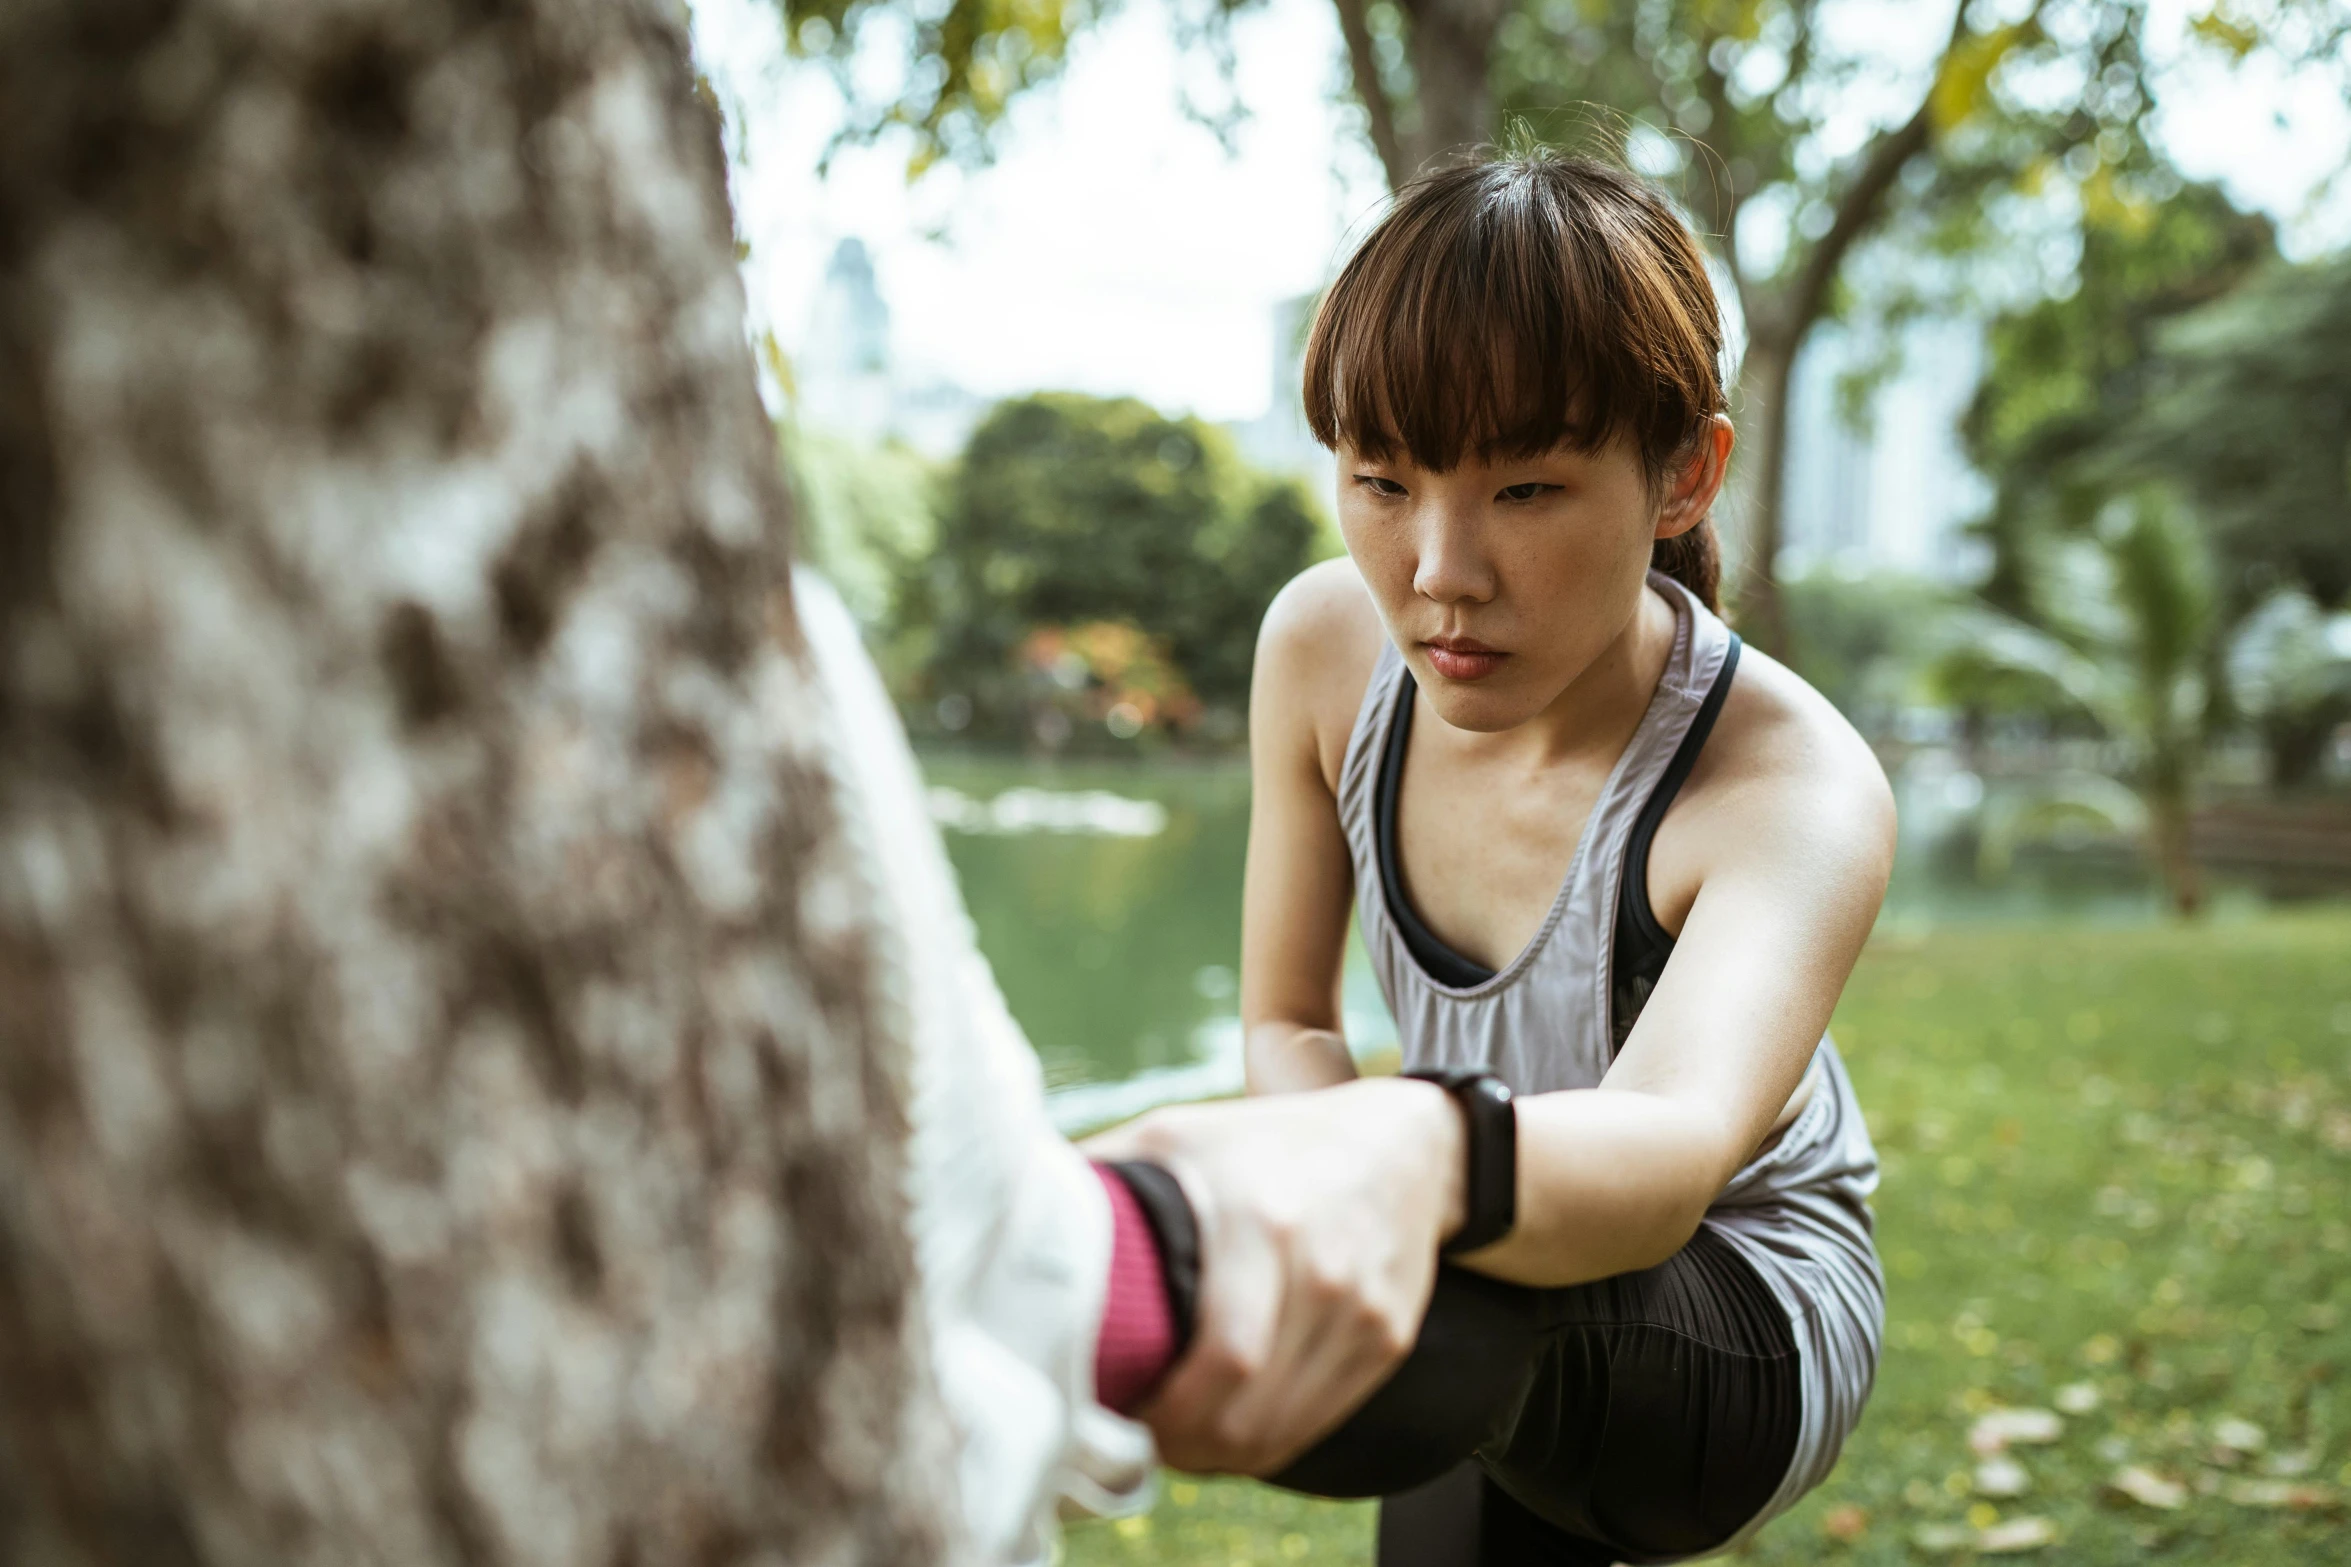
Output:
[1459, 651, 1897, 1287]
[1239, 562, 1383, 1094]
[1078, 564, 1453, 1475]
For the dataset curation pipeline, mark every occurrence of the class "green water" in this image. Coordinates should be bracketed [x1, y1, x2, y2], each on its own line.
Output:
[922, 752, 2318, 1129]
[922, 755, 1257, 1090]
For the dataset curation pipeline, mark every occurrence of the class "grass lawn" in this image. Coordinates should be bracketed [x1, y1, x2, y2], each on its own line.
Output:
[1061, 908, 2351, 1565]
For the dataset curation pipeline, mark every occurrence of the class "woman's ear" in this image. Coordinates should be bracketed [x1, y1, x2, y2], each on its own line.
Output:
[1654, 416, 1735, 541]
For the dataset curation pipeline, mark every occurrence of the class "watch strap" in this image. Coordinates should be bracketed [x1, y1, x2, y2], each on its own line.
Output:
[1403, 1068, 1517, 1254]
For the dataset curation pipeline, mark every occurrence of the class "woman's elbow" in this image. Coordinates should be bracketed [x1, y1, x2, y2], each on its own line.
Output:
[1619, 1191, 1713, 1275]
[1242, 1019, 1357, 1094]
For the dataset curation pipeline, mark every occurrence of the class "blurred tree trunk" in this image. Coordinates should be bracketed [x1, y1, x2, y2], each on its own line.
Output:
[1334, 0, 1511, 187]
[2148, 788, 2205, 918]
[0, 2, 950, 1565]
[2264, 704, 2348, 793]
[1725, 333, 1798, 656]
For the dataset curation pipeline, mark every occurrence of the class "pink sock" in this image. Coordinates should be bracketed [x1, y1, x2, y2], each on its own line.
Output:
[1092, 1162, 1180, 1413]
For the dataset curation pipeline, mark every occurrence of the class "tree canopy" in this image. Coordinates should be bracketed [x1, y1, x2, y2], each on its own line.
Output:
[902, 392, 1326, 745]
[2129, 253, 2351, 611]
[1962, 176, 2278, 613]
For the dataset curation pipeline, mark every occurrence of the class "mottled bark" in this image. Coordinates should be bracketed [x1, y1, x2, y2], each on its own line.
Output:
[0, 2, 949, 1565]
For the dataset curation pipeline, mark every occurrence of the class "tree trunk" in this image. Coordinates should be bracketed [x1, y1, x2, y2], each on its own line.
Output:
[1728, 327, 1799, 657]
[0, 2, 950, 1564]
[2147, 786, 2205, 918]
[2264, 704, 2348, 792]
[1398, 0, 1508, 174]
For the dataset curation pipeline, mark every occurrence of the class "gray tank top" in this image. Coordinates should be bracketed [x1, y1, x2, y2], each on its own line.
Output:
[1338, 571, 1885, 1545]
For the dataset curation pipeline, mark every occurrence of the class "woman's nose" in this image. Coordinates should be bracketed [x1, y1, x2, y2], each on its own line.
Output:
[1411, 508, 1497, 605]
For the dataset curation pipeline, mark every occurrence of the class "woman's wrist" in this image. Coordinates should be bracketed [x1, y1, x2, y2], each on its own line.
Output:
[1383, 1076, 1469, 1241]
[1402, 1070, 1517, 1254]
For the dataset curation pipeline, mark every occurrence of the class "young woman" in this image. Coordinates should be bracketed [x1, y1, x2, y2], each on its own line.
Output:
[1221, 153, 1894, 1563]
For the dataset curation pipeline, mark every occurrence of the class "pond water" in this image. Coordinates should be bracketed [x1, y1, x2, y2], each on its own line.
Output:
[921, 752, 2319, 1132]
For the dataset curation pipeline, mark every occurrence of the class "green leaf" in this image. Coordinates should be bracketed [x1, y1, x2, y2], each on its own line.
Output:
[2189, 7, 2262, 60]
[1930, 21, 2034, 135]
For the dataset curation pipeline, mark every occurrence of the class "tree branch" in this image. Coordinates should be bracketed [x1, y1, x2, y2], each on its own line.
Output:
[1333, 0, 1409, 189]
[1784, 0, 1819, 105]
[1779, 0, 1980, 341]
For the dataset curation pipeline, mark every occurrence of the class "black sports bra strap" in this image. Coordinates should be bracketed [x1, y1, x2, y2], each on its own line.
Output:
[1375, 675, 1497, 988]
[1617, 636, 1742, 957]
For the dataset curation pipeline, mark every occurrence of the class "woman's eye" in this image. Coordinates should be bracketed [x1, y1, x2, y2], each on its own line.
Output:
[1498, 482, 1556, 503]
[1355, 475, 1406, 497]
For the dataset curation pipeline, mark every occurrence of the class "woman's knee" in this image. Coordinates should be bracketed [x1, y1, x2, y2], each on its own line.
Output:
[1267, 1266, 1542, 1499]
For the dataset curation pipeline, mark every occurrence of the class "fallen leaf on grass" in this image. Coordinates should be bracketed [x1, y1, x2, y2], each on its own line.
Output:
[1979, 1517, 2059, 1552]
[2224, 1479, 2342, 1511]
[1975, 1457, 2031, 1498]
[2321, 1110, 2351, 1153]
[2211, 1417, 2266, 1456]
[2106, 1466, 2189, 1510]
[1970, 1408, 2063, 1455]
[1819, 1503, 1868, 1543]
[1913, 1522, 1974, 1551]
[1911, 1518, 2059, 1554]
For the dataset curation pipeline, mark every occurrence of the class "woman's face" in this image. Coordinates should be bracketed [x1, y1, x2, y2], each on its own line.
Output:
[1335, 423, 1727, 734]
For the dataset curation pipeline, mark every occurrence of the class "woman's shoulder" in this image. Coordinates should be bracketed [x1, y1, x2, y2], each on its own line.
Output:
[1255, 558, 1391, 792]
[1707, 637, 1888, 797]
[1642, 629, 1894, 937]
[1692, 635, 1895, 856]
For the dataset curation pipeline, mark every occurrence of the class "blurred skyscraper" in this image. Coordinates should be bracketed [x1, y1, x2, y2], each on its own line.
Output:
[1778, 318, 1992, 582]
[798, 237, 984, 455]
[1227, 292, 1334, 496]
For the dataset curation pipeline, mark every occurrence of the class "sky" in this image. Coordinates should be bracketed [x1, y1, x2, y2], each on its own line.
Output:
[691, 0, 2351, 428]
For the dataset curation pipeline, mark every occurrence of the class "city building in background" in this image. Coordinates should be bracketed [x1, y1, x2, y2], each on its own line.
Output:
[1778, 317, 1993, 582]
[799, 237, 987, 456]
[1224, 291, 1332, 495]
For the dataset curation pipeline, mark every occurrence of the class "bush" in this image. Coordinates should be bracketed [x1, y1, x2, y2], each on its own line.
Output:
[901, 393, 1326, 748]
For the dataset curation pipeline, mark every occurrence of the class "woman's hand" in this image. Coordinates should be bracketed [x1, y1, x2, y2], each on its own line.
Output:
[1082, 1076, 1465, 1475]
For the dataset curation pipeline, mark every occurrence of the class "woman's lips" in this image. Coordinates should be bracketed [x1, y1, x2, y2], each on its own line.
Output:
[1423, 641, 1507, 681]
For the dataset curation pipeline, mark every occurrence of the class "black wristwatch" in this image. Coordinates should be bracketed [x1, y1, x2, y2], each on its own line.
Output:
[1403, 1068, 1517, 1254]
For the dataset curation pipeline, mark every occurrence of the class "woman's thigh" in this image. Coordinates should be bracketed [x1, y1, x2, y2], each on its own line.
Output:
[1481, 1226, 1801, 1562]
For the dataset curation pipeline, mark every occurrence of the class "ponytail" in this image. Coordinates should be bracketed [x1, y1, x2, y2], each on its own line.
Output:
[1651, 517, 1721, 614]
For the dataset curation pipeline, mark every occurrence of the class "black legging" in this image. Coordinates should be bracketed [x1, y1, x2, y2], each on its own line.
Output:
[1269, 1224, 1800, 1566]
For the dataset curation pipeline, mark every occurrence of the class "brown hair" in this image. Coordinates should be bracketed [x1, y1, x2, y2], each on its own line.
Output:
[1302, 152, 1729, 610]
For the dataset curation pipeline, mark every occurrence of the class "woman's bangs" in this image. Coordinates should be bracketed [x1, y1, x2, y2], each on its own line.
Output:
[1308, 186, 1640, 472]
